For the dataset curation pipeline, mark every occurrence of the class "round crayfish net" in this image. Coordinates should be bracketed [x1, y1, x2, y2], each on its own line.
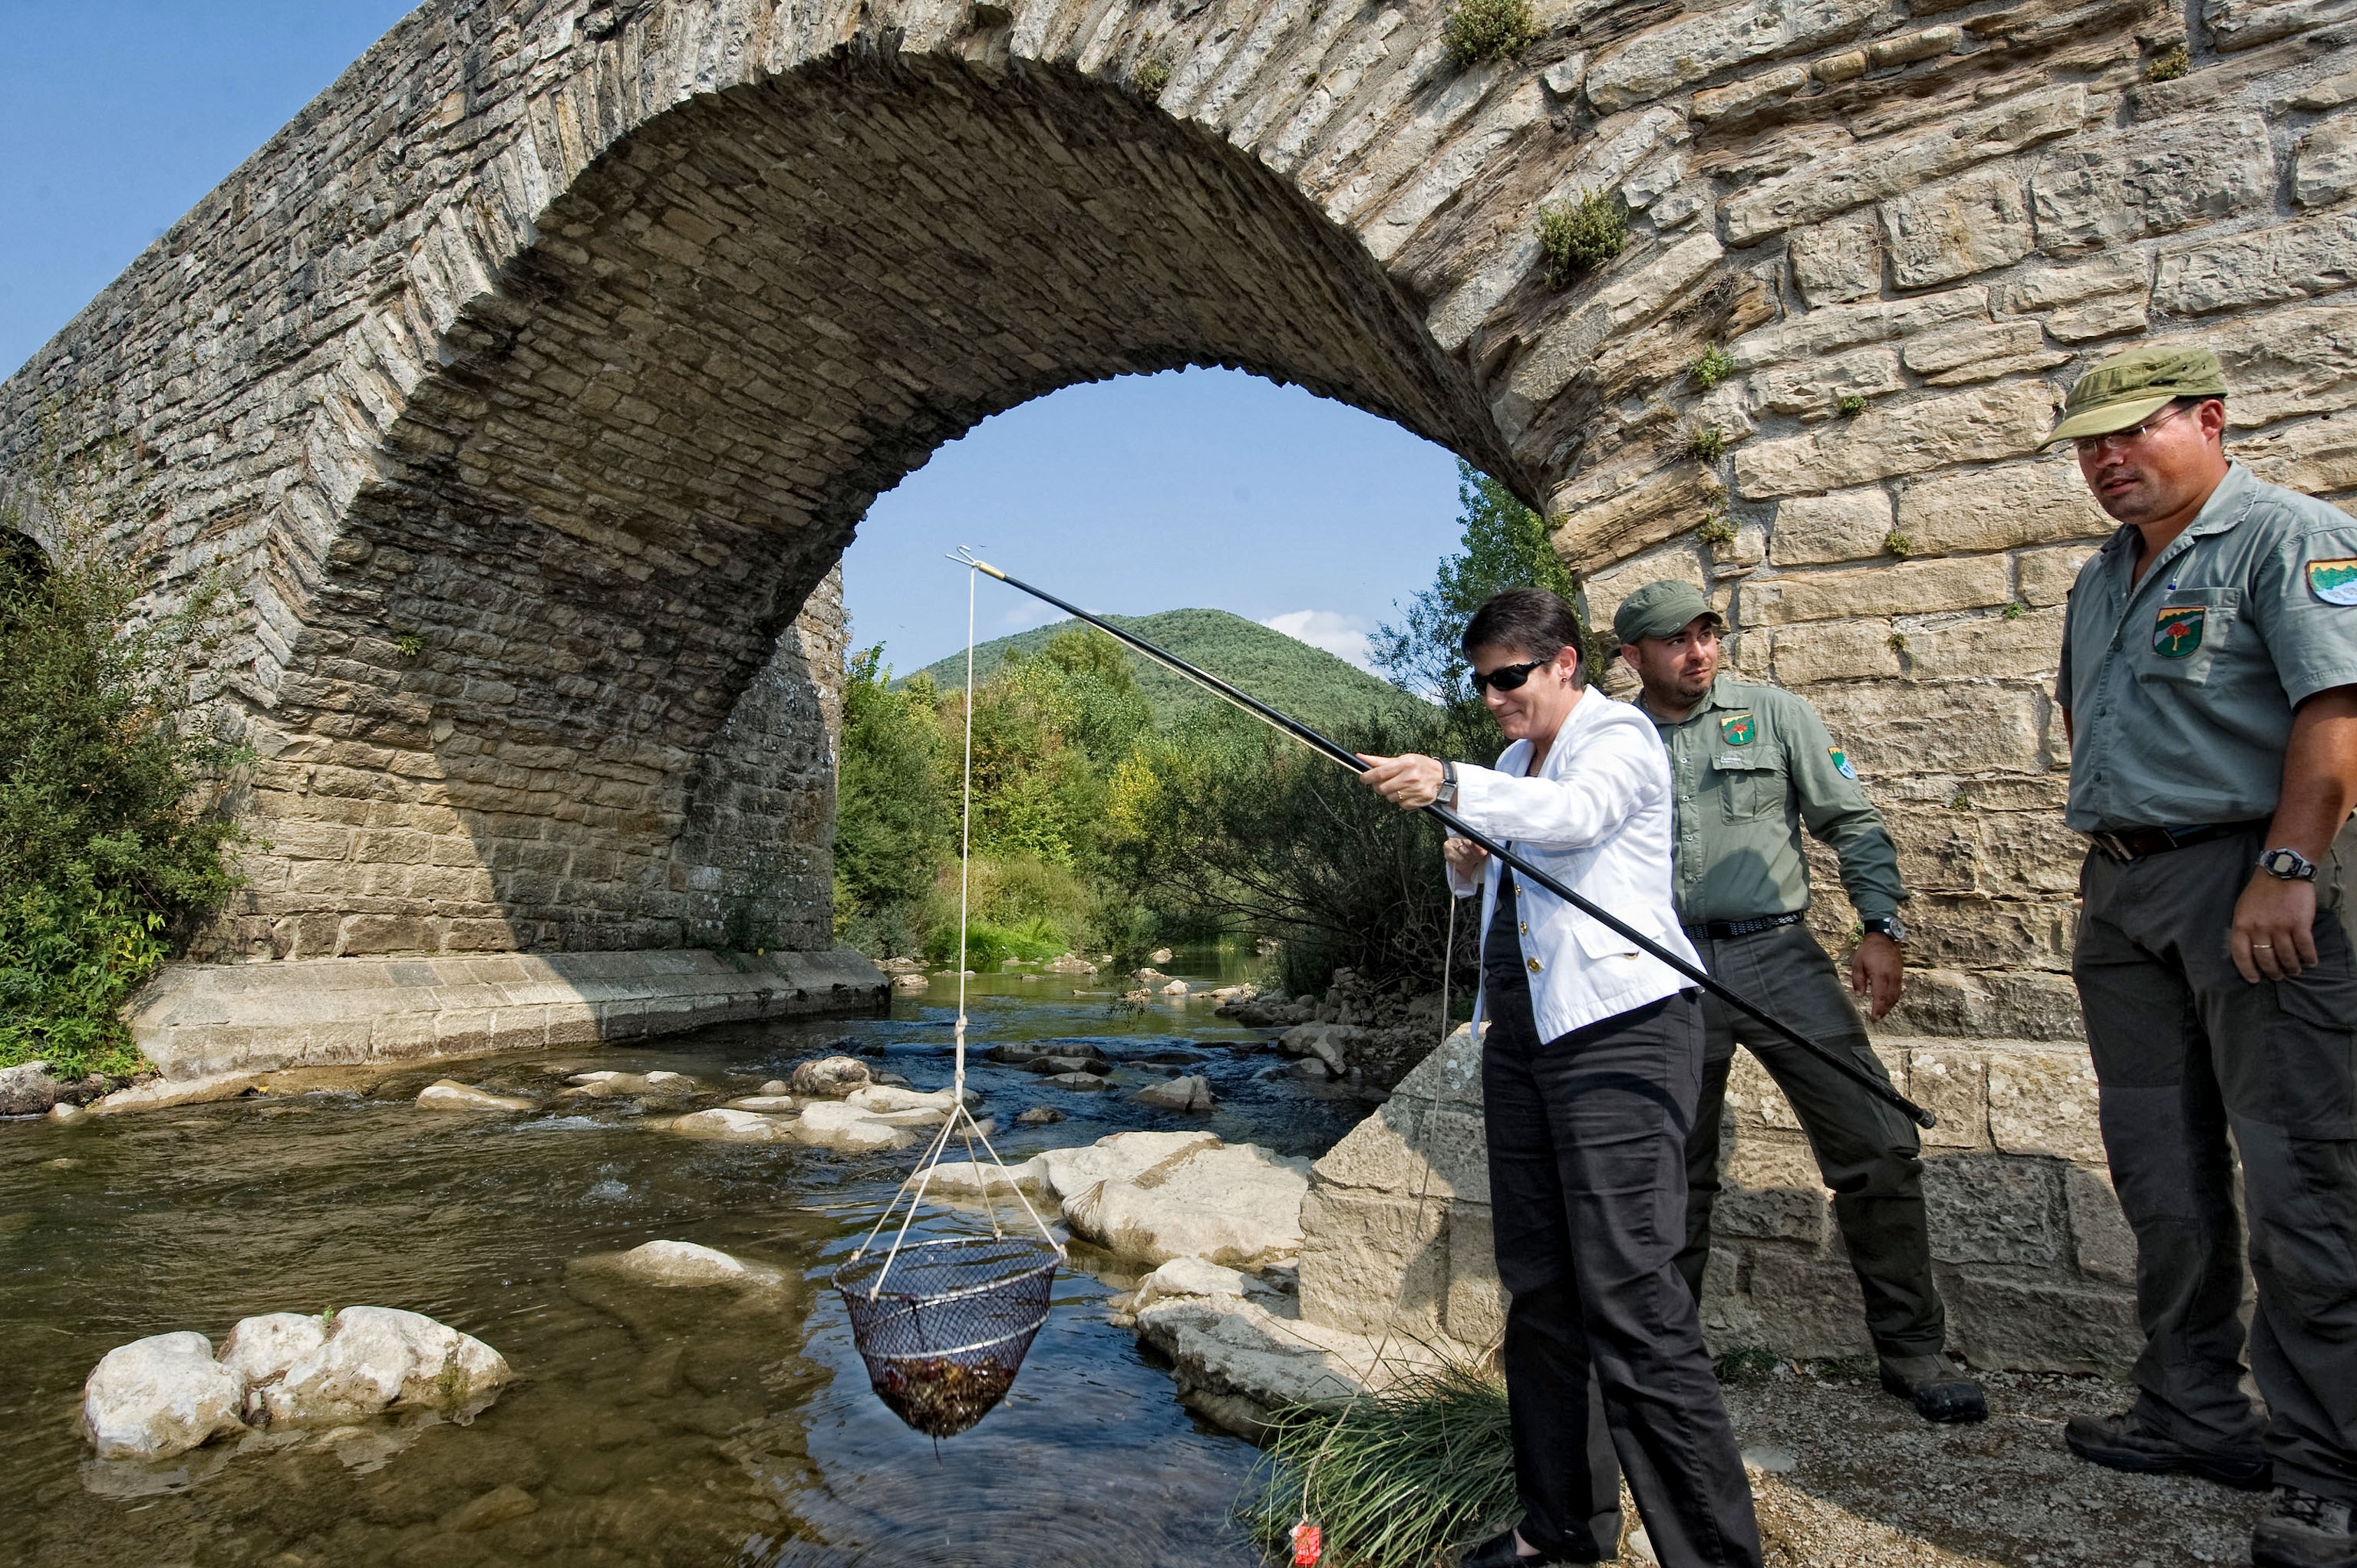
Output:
[835, 1235, 1060, 1438]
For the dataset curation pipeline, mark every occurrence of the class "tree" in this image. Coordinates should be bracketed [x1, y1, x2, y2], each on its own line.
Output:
[1371, 461, 1580, 714]
[832, 646, 951, 954]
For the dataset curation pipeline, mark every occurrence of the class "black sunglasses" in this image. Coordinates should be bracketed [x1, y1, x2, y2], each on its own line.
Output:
[1470, 657, 1549, 694]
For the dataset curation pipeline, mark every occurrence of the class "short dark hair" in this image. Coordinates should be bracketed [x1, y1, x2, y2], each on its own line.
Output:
[1462, 587, 1586, 683]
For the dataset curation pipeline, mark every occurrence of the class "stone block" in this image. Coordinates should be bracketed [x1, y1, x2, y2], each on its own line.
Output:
[1555, 464, 1727, 565]
[1987, 1046, 2104, 1161]
[1883, 968, 2085, 1042]
[2030, 114, 2277, 255]
[2064, 1163, 2137, 1286]
[1585, 0, 1880, 112]
[1788, 212, 1883, 306]
[1502, 232, 1726, 427]
[1922, 1154, 2061, 1265]
[1881, 170, 2036, 288]
[1900, 321, 2069, 385]
[1884, 802, 2086, 895]
[1443, 1204, 1506, 1346]
[1729, 287, 1985, 371]
[2206, 0, 2357, 51]
[1904, 894, 2075, 971]
[1771, 618, 1897, 684]
[1716, 1184, 1831, 1244]
[1734, 382, 2054, 498]
[1722, 85, 2088, 245]
[1295, 1188, 1448, 1337]
[2153, 212, 2357, 315]
[1693, 64, 1809, 124]
[2045, 295, 2151, 342]
[2296, 114, 2357, 206]
[2156, 305, 2357, 427]
[2019, 544, 2102, 606]
[1722, 1131, 1825, 1191]
[1726, 1049, 1805, 1134]
[1999, 252, 2151, 312]
[1894, 458, 2110, 554]
[1748, 348, 1906, 420]
[1771, 487, 1895, 566]
[338, 914, 439, 956]
[2236, 410, 2357, 498]
[1941, 1270, 2138, 1373]
[1742, 1250, 1875, 1357]
[1745, 557, 2012, 624]
[1900, 1043, 1992, 1149]
[1896, 604, 2069, 680]
[444, 918, 521, 952]
[1812, 680, 2048, 775]
[1869, 25, 1960, 65]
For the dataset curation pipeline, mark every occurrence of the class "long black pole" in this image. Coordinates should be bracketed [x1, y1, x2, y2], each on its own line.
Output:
[953, 549, 1935, 1130]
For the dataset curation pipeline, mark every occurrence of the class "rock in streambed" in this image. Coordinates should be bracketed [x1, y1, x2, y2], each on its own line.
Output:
[81, 1308, 510, 1461]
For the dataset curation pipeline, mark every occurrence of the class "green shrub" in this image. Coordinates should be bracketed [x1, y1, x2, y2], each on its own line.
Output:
[1838, 393, 1867, 417]
[1689, 344, 1736, 390]
[1134, 54, 1172, 100]
[1884, 529, 1915, 558]
[1714, 1346, 1782, 1385]
[2003, 601, 2026, 621]
[1240, 1359, 1519, 1568]
[1690, 424, 1727, 463]
[1534, 189, 1629, 287]
[1442, 0, 1538, 67]
[2146, 41, 2189, 81]
[1696, 513, 1736, 548]
[0, 517, 249, 1079]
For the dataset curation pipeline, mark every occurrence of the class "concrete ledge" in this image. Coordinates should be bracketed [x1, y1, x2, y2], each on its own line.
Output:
[124, 948, 889, 1079]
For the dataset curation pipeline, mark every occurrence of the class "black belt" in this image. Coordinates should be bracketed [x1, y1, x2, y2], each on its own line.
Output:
[2087, 820, 2268, 862]
[1684, 911, 1805, 940]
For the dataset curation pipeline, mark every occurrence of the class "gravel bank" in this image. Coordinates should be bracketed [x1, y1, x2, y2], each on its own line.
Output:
[1715, 1364, 2267, 1568]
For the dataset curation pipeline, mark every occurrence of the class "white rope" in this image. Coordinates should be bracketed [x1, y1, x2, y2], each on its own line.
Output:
[850, 558, 1061, 1294]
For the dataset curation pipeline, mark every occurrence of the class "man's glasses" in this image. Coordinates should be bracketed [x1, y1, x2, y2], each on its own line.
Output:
[1470, 657, 1548, 694]
[2073, 402, 2195, 459]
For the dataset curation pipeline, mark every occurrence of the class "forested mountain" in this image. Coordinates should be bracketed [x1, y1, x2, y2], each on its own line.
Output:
[903, 608, 1432, 732]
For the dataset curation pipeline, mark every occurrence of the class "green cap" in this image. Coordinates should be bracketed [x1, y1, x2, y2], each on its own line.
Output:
[1613, 579, 1720, 645]
[2048, 344, 2227, 444]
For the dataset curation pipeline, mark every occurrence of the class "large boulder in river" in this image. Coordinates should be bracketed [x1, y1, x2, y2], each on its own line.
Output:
[0, 1060, 63, 1116]
[80, 1332, 247, 1460]
[416, 1079, 536, 1112]
[601, 1240, 788, 1289]
[255, 1306, 509, 1427]
[1134, 1075, 1216, 1112]
[671, 1108, 798, 1142]
[1060, 1140, 1310, 1270]
[790, 1056, 872, 1097]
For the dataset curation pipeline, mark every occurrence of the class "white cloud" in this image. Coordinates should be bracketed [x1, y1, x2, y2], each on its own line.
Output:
[1263, 609, 1376, 671]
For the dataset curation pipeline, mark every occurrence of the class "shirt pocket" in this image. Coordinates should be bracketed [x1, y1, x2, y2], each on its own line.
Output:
[1713, 751, 1783, 823]
[2138, 586, 2241, 687]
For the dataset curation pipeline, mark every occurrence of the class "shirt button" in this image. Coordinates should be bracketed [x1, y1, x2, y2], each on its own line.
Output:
[1527, 957, 1542, 973]
[1519, 922, 1530, 934]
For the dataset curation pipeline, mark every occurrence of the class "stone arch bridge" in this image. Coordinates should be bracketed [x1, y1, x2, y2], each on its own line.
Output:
[7, 0, 2356, 1363]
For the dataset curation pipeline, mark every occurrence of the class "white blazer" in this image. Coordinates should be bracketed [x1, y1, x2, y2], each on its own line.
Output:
[1446, 690, 1699, 1041]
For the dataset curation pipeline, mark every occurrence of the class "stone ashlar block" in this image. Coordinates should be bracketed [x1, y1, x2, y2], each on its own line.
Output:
[1922, 1154, 2062, 1266]
[1787, 211, 1882, 306]
[1716, 1184, 1831, 1245]
[1901, 321, 2070, 387]
[2154, 304, 2357, 429]
[1444, 1204, 1507, 1347]
[1693, 64, 1809, 125]
[1881, 967, 2085, 1043]
[1894, 605, 2070, 683]
[1734, 382, 2054, 499]
[2019, 545, 2101, 607]
[1748, 348, 1905, 421]
[339, 914, 440, 956]
[1899, 1043, 1993, 1150]
[1987, 1045, 2104, 1161]
[1999, 252, 2152, 313]
[1744, 556, 2012, 625]
[1883, 802, 2086, 896]
[1771, 618, 1897, 684]
[1721, 85, 2088, 245]
[1585, 0, 1880, 113]
[1728, 286, 1984, 372]
[2235, 411, 2357, 499]
[1741, 1250, 1876, 1358]
[1881, 170, 2036, 289]
[1940, 1269, 2138, 1374]
[2154, 212, 2357, 316]
[2295, 114, 2357, 206]
[2044, 295, 2151, 343]
[1903, 894, 2075, 973]
[1772, 486, 1895, 567]
[2031, 114, 2276, 256]
[1895, 457, 2108, 555]
[2064, 1162, 2137, 1286]
[1296, 1188, 1449, 1338]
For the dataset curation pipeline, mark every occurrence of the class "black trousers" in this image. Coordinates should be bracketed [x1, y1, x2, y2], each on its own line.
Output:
[1483, 961, 1762, 1566]
[1675, 921, 1945, 1357]
[2075, 827, 2357, 1502]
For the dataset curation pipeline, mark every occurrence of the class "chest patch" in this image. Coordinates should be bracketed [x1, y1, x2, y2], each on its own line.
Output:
[1829, 746, 1858, 781]
[2154, 606, 2206, 658]
[2308, 558, 2357, 605]
[1719, 713, 1756, 746]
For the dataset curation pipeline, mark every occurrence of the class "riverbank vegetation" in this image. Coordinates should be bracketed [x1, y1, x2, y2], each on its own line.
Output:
[832, 463, 1575, 997]
[0, 516, 248, 1080]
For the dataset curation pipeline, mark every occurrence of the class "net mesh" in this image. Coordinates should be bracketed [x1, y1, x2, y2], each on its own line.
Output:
[836, 1236, 1060, 1437]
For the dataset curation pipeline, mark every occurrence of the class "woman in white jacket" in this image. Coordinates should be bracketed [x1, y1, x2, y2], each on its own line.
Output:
[1361, 588, 1760, 1568]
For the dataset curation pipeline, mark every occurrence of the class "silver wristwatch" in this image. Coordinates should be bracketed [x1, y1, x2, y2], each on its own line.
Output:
[2259, 846, 2318, 882]
[1436, 760, 1459, 807]
[1861, 914, 1909, 943]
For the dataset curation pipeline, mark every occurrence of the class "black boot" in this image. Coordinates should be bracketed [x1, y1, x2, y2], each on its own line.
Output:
[1877, 1352, 1986, 1424]
[2064, 1410, 2271, 1490]
[2253, 1487, 2357, 1568]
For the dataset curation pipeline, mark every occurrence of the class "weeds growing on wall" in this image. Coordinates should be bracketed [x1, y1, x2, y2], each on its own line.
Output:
[1533, 188, 1630, 286]
[1239, 1360, 1519, 1568]
[0, 509, 249, 1080]
[1442, 0, 1538, 66]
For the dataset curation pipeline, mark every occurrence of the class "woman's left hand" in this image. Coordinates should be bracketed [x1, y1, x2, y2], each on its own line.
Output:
[1357, 753, 1445, 809]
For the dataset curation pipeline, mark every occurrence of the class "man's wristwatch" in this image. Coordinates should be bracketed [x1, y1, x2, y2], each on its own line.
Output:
[2259, 846, 2319, 882]
[1861, 914, 1908, 944]
[1436, 760, 1459, 807]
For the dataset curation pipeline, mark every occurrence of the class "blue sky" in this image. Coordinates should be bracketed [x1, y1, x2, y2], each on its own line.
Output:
[2, 2, 1468, 676]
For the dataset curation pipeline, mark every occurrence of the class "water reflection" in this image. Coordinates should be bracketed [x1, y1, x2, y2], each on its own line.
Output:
[0, 956, 1350, 1566]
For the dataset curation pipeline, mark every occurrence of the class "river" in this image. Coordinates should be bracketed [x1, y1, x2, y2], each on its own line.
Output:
[0, 954, 1366, 1567]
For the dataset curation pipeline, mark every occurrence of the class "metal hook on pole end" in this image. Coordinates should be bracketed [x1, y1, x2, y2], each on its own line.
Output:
[947, 544, 1007, 579]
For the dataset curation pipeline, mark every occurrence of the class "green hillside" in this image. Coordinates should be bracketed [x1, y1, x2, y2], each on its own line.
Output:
[902, 608, 1432, 733]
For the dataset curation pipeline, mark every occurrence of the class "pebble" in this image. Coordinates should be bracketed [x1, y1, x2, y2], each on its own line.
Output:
[1045, 1072, 1110, 1092]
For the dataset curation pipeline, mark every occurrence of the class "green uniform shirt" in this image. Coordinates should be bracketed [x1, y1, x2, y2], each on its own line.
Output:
[1641, 675, 1908, 925]
[2057, 462, 2357, 832]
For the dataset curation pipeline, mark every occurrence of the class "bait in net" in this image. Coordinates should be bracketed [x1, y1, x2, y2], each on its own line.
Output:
[836, 1235, 1059, 1437]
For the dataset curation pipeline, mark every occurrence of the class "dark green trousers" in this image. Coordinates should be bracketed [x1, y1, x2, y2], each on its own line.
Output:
[1672, 920, 1947, 1357]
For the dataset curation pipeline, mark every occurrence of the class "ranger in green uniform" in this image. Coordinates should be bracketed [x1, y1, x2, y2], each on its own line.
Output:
[1612, 579, 1986, 1424]
[2051, 345, 2357, 1568]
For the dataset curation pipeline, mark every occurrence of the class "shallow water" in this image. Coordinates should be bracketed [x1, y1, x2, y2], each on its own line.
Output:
[0, 959, 1363, 1567]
